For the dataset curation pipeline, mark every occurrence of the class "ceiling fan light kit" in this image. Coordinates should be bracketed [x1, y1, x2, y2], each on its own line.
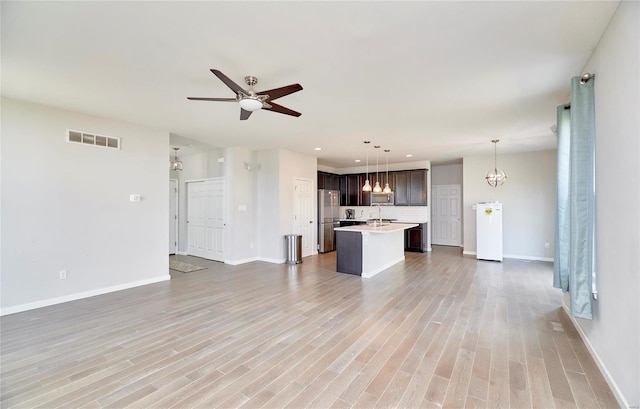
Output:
[187, 69, 302, 120]
[238, 98, 263, 112]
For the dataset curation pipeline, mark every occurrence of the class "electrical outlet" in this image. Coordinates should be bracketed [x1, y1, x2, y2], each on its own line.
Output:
[59, 270, 67, 280]
[544, 242, 550, 249]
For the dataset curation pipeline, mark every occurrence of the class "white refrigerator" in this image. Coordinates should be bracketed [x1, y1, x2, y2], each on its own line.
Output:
[476, 202, 503, 261]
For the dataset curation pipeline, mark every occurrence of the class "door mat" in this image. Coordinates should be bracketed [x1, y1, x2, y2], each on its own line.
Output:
[169, 260, 207, 273]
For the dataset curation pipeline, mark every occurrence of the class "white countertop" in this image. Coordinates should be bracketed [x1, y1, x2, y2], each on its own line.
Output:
[339, 219, 428, 223]
[334, 223, 418, 233]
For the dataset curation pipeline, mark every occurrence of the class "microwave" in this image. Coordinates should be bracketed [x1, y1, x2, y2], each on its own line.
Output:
[371, 192, 394, 205]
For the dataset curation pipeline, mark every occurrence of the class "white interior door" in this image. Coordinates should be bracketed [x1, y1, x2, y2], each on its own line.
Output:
[169, 179, 178, 254]
[293, 178, 314, 257]
[432, 184, 462, 246]
[187, 178, 225, 261]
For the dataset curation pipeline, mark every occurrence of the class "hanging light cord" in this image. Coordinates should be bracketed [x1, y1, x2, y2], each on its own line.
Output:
[490, 139, 500, 173]
[386, 151, 389, 184]
[375, 146, 380, 181]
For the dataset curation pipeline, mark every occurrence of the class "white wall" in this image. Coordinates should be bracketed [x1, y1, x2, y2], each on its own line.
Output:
[255, 149, 317, 262]
[432, 164, 463, 185]
[223, 147, 257, 263]
[462, 149, 556, 260]
[278, 149, 318, 259]
[569, 2, 640, 407]
[1, 97, 169, 314]
[256, 149, 282, 262]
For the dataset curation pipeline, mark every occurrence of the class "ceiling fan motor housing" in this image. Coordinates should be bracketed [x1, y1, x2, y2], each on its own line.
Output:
[244, 76, 258, 87]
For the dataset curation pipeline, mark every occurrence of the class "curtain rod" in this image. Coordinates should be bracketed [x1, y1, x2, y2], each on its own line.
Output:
[580, 72, 595, 84]
[562, 73, 595, 110]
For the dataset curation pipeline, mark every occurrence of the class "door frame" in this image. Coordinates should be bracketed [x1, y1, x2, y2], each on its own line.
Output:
[293, 177, 316, 257]
[185, 177, 226, 261]
[431, 184, 462, 246]
[169, 178, 179, 255]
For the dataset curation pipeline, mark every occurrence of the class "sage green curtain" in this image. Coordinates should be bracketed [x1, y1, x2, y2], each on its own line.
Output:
[554, 105, 570, 291]
[553, 76, 595, 320]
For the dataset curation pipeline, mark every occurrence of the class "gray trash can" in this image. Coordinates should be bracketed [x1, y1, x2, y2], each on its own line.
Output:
[285, 234, 303, 264]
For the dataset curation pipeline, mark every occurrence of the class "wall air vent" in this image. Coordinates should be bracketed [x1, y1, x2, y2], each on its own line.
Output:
[67, 130, 120, 149]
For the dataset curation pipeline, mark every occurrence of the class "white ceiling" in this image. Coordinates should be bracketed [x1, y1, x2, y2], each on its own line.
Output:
[1, 1, 619, 168]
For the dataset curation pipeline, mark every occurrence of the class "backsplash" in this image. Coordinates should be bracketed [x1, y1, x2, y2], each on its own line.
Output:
[339, 206, 429, 222]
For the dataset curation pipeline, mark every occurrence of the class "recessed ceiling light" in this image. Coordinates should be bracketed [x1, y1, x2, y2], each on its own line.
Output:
[314, 147, 322, 151]
[406, 154, 413, 158]
[355, 159, 361, 163]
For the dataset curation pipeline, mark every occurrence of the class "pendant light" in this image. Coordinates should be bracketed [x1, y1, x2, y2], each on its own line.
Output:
[373, 145, 382, 192]
[485, 139, 506, 187]
[170, 147, 183, 171]
[382, 149, 393, 193]
[362, 141, 372, 191]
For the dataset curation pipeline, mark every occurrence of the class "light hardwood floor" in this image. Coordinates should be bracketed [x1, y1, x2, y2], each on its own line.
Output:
[1, 247, 620, 408]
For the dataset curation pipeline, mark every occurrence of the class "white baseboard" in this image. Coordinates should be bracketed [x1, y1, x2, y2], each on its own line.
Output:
[504, 254, 554, 262]
[259, 257, 287, 264]
[224, 257, 287, 265]
[224, 257, 259, 265]
[176, 251, 188, 256]
[561, 301, 632, 409]
[461, 250, 552, 262]
[0, 275, 171, 316]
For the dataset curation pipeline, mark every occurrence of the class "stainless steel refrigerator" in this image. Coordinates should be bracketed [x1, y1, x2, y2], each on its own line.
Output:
[318, 189, 340, 253]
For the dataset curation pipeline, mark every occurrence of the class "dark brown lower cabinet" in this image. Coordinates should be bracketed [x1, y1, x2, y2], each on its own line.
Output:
[404, 223, 429, 252]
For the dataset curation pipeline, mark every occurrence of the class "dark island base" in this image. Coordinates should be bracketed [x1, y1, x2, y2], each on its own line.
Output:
[335, 231, 362, 276]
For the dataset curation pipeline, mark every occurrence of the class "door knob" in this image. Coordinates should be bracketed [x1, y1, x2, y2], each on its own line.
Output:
[309, 221, 313, 224]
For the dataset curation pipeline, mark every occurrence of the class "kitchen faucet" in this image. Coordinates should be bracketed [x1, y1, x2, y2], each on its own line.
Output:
[371, 203, 382, 225]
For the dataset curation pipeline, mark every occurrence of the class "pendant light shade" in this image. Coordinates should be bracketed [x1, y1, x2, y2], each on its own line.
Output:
[170, 147, 183, 171]
[486, 139, 506, 187]
[382, 149, 392, 193]
[362, 141, 372, 191]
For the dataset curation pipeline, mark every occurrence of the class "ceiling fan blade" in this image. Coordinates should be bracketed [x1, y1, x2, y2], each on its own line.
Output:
[257, 84, 303, 101]
[187, 97, 236, 101]
[210, 69, 249, 96]
[240, 109, 253, 120]
[263, 102, 301, 117]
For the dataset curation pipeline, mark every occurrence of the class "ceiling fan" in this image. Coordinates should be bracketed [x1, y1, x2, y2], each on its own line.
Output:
[187, 69, 303, 120]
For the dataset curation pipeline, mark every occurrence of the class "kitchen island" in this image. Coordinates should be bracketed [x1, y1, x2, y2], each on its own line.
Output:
[334, 223, 418, 278]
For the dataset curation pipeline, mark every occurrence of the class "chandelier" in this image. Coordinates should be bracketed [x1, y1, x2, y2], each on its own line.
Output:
[486, 139, 506, 187]
[170, 147, 183, 171]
